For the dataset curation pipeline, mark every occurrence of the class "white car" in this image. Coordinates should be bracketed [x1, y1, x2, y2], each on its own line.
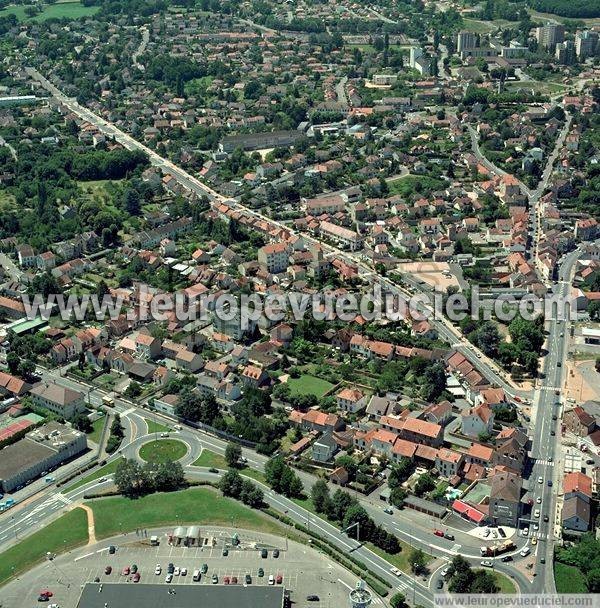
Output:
[522, 527, 529, 537]
[536, 497, 542, 504]
[441, 568, 449, 577]
[534, 509, 540, 518]
[483, 528, 490, 537]
[520, 547, 531, 557]
[180, 567, 187, 576]
[268, 574, 275, 585]
[480, 561, 493, 568]
[537, 476, 543, 484]
[174, 567, 180, 576]
[165, 573, 173, 583]
[155, 565, 162, 575]
[533, 523, 539, 531]
[390, 567, 402, 577]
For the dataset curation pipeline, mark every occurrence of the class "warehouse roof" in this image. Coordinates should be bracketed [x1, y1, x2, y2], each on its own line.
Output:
[0, 437, 55, 480]
[77, 583, 284, 608]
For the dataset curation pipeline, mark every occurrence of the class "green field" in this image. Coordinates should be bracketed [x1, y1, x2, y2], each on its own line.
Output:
[192, 449, 228, 469]
[492, 571, 518, 593]
[368, 541, 433, 574]
[145, 418, 172, 435]
[88, 415, 106, 445]
[0, 508, 88, 587]
[0, 2, 99, 21]
[554, 562, 588, 593]
[287, 374, 334, 398]
[139, 439, 188, 463]
[86, 487, 287, 539]
[65, 458, 125, 492]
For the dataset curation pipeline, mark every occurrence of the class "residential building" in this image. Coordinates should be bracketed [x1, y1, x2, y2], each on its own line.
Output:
[488, 470, 522, 527]
[312, 432, 338, 463]
[575, 30, 599, 59]
[461, 403, 494, 439]
[336, 388, 366, 413]
[30, 383, 86, 419]
[536, 24, 565, 49]
[257, 242, 289, 274]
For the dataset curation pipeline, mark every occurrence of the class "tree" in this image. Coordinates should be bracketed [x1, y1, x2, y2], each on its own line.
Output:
[390, 593, 408, 608]
[240, 479, 264, 508]
[589, 300, 600, 322]
[390, 487, 408, 509]
[327, 489, 358, 523]
[311, 479, 331, 513]
[334, 455, 358, 480]
[219, 469, 244, 498]
[72, 413, 92, 433]
[414, 472, 436, 497]
[6, 351, 19, 375]
[342, 504, 373, 540]
[225, 442, 242, 467]
[153, 460, 185, 491]
[410, 548, 427, 574]
[114, 459, 144, 497]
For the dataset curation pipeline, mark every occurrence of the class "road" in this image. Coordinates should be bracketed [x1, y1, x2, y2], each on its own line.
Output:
[132, 26, 150, 72]
[335, 76, 348, 108]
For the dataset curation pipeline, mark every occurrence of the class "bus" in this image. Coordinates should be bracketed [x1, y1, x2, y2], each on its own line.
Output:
[102, 395, 114, 407]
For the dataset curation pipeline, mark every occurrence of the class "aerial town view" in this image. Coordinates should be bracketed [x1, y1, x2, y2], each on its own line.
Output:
[0, 0, 598, 606]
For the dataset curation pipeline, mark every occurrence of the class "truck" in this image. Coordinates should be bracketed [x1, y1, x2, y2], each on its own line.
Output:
[480, 540, 515, 556]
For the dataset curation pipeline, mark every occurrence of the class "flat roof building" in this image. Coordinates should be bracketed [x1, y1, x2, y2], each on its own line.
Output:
[0, 421, 87, 493]
[76, 583, 285, 608]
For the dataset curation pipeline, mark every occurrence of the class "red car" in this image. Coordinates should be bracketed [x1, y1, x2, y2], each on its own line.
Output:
[224, 576, 230, 585]
[39, 591, 53, 598]
[276, 574, 283, 584]
[104, 566, 112, 575]
[132, 573, 141, 583]
[122, 566, 130, 576]
[434, 529, 444, 537]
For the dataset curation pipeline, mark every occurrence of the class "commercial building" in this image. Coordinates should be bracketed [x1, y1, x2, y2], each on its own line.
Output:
[457, 31, 478, 53]
[219, 130, 306, 153]
[76, 583, 285, 608]
[0, 421, 87, 493]
[30, 382, 86, 419]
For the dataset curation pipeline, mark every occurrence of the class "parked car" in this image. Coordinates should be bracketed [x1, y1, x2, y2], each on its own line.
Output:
[165, 574, 173, 583]
[132, 573, 140, 583]
[276, 574, 283, 584]
[224, 576, 230, 585]
[273, 549, 279, 558]
[258, 568, 264, 577]
[222, 548, 228, 557]
[436, 578, 444, 589]
[109, 546, 116, 554]
[231, 576, 238, 584]
[268, 574, 275, 585]
[154, 565, 161, 575]
[201, 564, 208, 574]
[245, 574, 252, 585]
[180, 567, 187, 576]
[211, 574, 218, 584]
[174, 567, 180, 576]
[104, 566, 112, 575]
[121, 566, 130, 576]
[261, 549, 268, 558]
[131, 564, 138, 574]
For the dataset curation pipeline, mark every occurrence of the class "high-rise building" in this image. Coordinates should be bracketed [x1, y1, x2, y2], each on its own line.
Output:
[536, 24, 565, 49]
[555, 40, 575, 65]
[457, 31, 478, 53]
[575, 30, 599, 59]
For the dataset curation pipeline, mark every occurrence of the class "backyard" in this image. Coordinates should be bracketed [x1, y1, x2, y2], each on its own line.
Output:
[286, 374, 334, 398]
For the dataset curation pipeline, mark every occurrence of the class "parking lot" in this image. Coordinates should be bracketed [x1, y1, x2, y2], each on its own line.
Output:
[2, 527, 364, 608]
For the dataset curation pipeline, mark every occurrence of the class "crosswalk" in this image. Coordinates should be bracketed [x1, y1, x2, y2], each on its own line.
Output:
[535, 459, 555, 467]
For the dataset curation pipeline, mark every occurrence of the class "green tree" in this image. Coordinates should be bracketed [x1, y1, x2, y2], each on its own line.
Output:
[390, 593, 408, 608]
[410, 548, 427, 574]
[219, 469, 244, 498]
[72, 413, 92, 433]
[225, 442, 242, 467]
[311, 479, 331, 513]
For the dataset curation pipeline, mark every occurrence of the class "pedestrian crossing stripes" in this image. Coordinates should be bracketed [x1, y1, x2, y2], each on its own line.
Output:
[54, 493, 72, 506]
[535, 459, 555, 466]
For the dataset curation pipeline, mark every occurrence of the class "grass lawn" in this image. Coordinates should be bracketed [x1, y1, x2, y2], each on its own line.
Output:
[491, 571, 518, 593]
[86, 487, 288, 539]
[554, 562, 588, 593]
[0, 508, 88, 587]
[287, 374, 334, 398]
[145, 418, 172, 435]
[0, 2, 99, 21]
[65, 458, 125, 492]
[388, 174, 445, 198]
[240, 467, 266, 485]
[192, 450, 228, 469]
[88, 415, 106, 445]
[368, 541, 433, 574]
[139, 439, 188, 463]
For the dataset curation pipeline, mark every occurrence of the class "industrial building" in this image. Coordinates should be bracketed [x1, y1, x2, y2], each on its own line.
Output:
[0, 421, 87, 492]
[76, 583, 285, 608]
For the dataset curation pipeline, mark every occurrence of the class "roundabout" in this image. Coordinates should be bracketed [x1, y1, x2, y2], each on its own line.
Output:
[138, 439, 189, 463]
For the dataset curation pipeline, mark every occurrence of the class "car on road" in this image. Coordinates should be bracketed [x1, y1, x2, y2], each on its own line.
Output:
[552, 415, 557, 421]
[441, 568, 449, 577]
[537, 476, 543, 483]
[550, 430, 556, 436]
[104, 566, 112, 575]
[434, 529, 445, 537]
[522, 527, 529, 537]
[480, 561, 493, 568]
[531, 537, 538, 546]
[132, 573, 140, 583]
[547, 480, 553, 487]
[201, 564, 208, 574]
[533, 523, 539, 531]
[273, 549, 279, 558]
[390, 567, 402, 577]
[436, 578, 444, 589]
[520, 547, 531, 557]
[536, 496, 542, 504]
[557, 362, 562, 367]
[245, 574, 252, 585]
[586, 458, 595, 465]
[258, 568, 264, 577]
[211, 574, 218, 584]
[268, 574, 275, 585]
[534, 509, 540, 518]
[444, 532, 455, 540]
[109, 546, 116, 554]
[154, 565, 161, 575]
[37, 596, 49, 603]
[543, 515, 549, 522]
[501, 556, 512, 563]
[383, 507, 393, 515]
[165, 574, 173, 583]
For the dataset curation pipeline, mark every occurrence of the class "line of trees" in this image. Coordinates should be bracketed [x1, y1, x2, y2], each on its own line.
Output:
[218, 469, 264, 508]
[311, 480, 401, 554]
[265, 456, 304, 498]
